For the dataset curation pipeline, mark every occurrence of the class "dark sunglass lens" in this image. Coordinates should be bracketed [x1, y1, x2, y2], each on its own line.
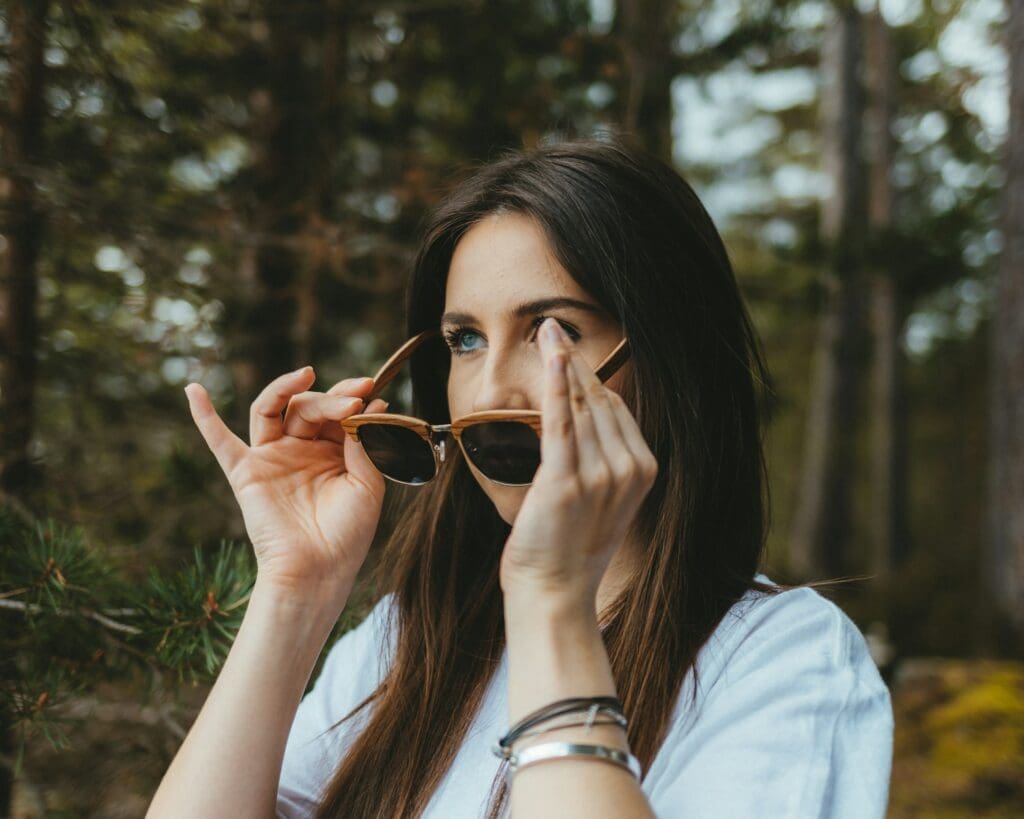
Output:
[357, 424, 436, 484]
[460, 421, 540, 485]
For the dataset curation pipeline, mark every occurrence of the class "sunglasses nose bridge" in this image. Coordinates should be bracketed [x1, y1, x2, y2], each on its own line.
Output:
[428, 424, 453, 463]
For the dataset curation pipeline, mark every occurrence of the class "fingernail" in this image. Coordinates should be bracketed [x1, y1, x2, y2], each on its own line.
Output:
[293, 365, 312, 376]
[542, 318, 560, 342]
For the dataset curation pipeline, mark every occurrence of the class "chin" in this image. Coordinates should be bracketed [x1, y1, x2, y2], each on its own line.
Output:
[483, 483, 528, 526]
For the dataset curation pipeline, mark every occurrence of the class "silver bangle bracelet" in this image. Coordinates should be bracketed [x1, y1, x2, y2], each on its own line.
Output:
[507, 741, 642, 781]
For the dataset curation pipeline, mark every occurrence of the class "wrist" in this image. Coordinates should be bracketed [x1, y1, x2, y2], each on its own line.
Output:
[502, 597, 615, 725]
[502, 582, 596, 627]
[252, 573, 353, 625]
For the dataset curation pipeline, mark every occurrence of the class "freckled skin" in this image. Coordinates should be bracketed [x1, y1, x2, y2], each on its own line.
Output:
[444, 212, 631, 525]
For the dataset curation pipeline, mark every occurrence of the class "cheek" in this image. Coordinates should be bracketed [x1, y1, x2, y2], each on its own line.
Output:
[446, 371, 469, 417]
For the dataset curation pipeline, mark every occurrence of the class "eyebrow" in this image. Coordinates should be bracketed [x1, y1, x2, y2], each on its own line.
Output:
[440, 297, 606, 327]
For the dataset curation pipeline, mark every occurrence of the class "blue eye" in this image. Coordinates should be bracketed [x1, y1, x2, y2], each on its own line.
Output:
[442, 317, 581, 357]
[443, 328, 483, 356]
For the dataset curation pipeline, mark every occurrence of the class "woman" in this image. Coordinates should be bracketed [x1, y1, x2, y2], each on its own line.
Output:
[148, 139, 893, 818]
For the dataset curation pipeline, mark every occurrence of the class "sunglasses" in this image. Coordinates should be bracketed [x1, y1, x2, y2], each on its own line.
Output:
[339, 329, 631, 486]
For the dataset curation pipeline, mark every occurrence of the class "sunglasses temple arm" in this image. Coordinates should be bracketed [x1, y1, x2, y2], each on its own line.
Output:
[595, 337, 631, 383]
[362, 328, 440, 403]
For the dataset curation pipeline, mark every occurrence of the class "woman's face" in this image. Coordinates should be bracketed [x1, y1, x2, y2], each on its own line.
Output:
[443, 211, 628, 524]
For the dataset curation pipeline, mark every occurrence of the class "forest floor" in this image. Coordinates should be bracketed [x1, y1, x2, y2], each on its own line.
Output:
[887, 659, 1024, 818]
[8, 658, 1024, 817]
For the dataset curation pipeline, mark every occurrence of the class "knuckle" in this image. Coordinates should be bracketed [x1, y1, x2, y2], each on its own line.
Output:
[250, 399, 278, 421]
[566, 478, 587, 501]
[609, 391, 631, 412]
[548, 481, 579, 507]
[612, 457, 637, 483]
[584, 463, 611, 488]
[279, 392, 306, 413]
[643, 456, 659, 482]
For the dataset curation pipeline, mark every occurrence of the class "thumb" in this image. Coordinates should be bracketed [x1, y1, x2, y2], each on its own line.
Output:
[184, 383, 248, 480]
[342, 398, 389, 495]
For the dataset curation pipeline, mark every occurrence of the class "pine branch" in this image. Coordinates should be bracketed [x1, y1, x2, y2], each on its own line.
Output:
[0, 598, 141, 635]
[1, 502, 259, 758]
[126, 541, 256, 681]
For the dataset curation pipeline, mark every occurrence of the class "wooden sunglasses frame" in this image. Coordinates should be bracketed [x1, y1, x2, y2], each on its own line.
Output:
[339, 328, 631, 486]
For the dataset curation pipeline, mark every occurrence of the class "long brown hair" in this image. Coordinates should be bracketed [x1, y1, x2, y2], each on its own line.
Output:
[313, 137, 772, 818]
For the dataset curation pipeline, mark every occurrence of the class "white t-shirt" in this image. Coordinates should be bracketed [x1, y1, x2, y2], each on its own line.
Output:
[277, 578, 893, 818]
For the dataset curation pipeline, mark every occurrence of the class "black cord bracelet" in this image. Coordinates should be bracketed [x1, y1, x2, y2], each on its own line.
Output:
[497, 696, 626, 756]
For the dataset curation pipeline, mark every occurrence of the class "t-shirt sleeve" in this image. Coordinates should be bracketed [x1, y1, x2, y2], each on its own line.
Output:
[276, 593, 395, 819]
[645, 587, 893, 818]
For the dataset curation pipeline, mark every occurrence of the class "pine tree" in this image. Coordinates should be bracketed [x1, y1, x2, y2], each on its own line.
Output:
[0, 502, 371, 799]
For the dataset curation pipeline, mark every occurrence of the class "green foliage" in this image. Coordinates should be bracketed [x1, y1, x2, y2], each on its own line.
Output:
[0, 502, 258, 764]
[129, 541, 256, 681]
[1, 507, 118, 738]
[1, 515, 117, 612]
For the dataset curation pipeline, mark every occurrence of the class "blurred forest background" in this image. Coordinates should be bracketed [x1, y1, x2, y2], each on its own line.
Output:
[1, 0, 1022, 816]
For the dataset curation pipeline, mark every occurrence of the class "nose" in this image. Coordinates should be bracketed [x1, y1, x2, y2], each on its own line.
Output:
[469, 344, 536, 413]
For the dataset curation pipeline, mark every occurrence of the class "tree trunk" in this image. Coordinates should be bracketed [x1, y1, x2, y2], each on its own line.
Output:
[226, 1, 323, 426]
[986, 0, 1024, 644]
[0, 4, 50, 816]
[789, 2, 867, 578]
[865, 8, 909, 576]
[0, 0, 50, 502]
[613, 0, 675, 162]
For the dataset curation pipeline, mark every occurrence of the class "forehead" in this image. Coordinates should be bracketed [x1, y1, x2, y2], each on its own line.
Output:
[444, 212, 591, 311]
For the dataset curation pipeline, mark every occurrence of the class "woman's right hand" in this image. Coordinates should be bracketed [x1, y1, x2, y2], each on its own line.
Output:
[184, 366, 387, 605]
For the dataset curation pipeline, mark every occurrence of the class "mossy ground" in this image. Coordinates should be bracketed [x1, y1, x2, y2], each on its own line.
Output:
[889, 659, 1024, 818]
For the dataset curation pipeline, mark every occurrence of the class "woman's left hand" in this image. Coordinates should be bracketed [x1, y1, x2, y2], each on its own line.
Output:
[499, 317, 658, 606]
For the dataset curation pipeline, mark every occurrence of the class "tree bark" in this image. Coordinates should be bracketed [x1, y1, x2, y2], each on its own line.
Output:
[0, 5, 50, 818]
[865, 8, 909, 576]
[0, 0, 50, 502]
[986, 0, 1024, 643]
[789, 2, 867, 578]
[227, 1, 324, 424]
[613, 0, 675, 162]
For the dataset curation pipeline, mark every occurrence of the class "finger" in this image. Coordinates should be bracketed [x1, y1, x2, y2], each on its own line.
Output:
[317, 378, 377, 444]
[539, 320, 607, 472]
[342, 397, 390, 494]
[185, 383, 248, 479]
[606, 391, 659, 488]
[283, 392, 365, 440]
[250, 366, 317, 446]
[318, 389, 388, 445]
[563, 335, 627, 469]
[562, 345, 612, 488]
[538, 326, 577, 476]
[326, 376, 375, 396]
